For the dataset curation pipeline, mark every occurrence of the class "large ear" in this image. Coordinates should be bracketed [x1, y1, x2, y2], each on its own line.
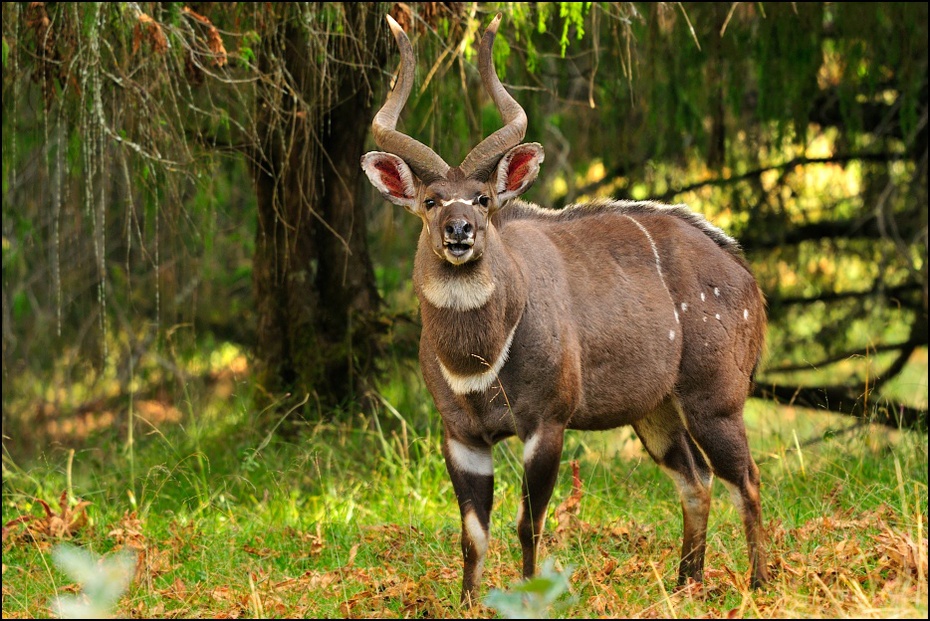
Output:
[493, 142, 545, 202]
[361, 152, 419, 209]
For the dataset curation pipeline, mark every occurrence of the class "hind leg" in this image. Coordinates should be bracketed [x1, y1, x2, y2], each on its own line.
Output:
[677, 391, 768, 587]
[634, 398, 714, 585]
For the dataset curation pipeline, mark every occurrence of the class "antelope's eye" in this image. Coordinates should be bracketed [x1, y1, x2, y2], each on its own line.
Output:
[476, 195, 490, 208]
[424, 198, 436, 210]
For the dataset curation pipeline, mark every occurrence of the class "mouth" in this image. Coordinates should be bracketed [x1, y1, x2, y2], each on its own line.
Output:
[443, 241, 474, 264]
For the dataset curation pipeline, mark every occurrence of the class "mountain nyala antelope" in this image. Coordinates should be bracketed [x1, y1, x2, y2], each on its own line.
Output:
[361, 13, 769, 605]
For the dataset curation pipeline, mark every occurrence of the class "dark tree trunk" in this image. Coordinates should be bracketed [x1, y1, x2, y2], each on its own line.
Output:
[250, 4, 386, 422]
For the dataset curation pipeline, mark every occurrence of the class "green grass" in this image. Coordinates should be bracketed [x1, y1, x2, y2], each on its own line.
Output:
[2, 347, 927, 618]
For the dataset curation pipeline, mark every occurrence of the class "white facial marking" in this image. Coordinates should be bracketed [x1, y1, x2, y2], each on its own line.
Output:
[420, 271, 495, 311]
[439, 324, 518, 394]
[440, 197, 473, 207]
[447, 439, 493, 476]
[669, 330, 676, 341]
[464, 510, 489, 556]
[714, 287, 720, 297]
[743, 309, 749, 320]
[681, 302, 688, 312]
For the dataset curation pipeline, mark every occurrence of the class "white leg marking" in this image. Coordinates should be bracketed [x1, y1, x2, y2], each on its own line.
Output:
[420, 271, 495, 311]
[439, 324, 518, 394]
[523, 434, 541, 465]
[721, 479, 745, 514]
[463, 509, 488, 587]
[661, 466, 708, 513]
[464, 509, 489, 556]
[448, 439, 493, 476]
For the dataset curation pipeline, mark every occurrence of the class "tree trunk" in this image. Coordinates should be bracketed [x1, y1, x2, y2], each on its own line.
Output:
[250, 4, 386, 423]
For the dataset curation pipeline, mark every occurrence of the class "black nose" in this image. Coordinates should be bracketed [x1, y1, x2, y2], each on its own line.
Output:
[444, 219, 473, 241]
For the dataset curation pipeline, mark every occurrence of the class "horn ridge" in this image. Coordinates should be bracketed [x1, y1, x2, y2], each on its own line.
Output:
[459, 13, 528, 180]
[371, 14, 450, 182]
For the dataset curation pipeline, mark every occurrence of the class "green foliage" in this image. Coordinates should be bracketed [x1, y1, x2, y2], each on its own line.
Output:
[484, 559, 576, 618]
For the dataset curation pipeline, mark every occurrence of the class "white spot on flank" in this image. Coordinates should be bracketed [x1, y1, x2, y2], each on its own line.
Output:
[464, 510, 489, 556]
[715, 313, 721, 320]
[523, 434, 541, 465]
[421, 271, 495, 311]
[447, 439, 493, 476]
[700, 292, 706, 302]
[681, 302, 688, 312]
[439, 324, 518, 394]
[669, 330, 676, 341]
[714, 287, 720, 297]
[743, 309, 749, 320]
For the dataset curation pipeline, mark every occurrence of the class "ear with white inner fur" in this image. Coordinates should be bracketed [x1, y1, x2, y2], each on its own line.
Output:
[361, 152, 419, 210]
[494, 143, 545, 203]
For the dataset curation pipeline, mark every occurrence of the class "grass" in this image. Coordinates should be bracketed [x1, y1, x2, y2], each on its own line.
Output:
[1, 345, 927, 618]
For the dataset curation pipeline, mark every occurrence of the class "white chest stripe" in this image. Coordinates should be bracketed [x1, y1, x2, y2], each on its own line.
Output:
[439, 324, 518, 394]
[447, 439, 493, 476]
[420, 273, 495, 311]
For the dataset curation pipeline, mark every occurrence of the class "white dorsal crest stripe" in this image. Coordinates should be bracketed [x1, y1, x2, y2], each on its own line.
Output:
[421, 272, 496, 311]
[439, 324, 518, 394]
[448, 439, 493, 476]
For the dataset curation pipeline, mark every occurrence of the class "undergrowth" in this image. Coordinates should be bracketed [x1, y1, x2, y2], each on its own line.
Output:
[1, 346, 927, 618]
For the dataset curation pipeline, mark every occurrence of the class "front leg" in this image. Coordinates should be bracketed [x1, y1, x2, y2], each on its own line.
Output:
[517, 425, 565, 578]
[443, 436, 494, 606]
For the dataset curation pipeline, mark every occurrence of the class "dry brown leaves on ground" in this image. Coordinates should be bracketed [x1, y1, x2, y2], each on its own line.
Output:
[2, 490, 90, 547]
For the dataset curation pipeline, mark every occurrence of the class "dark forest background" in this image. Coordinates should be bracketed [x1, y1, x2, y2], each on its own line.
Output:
[2, 2, 927, 450]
